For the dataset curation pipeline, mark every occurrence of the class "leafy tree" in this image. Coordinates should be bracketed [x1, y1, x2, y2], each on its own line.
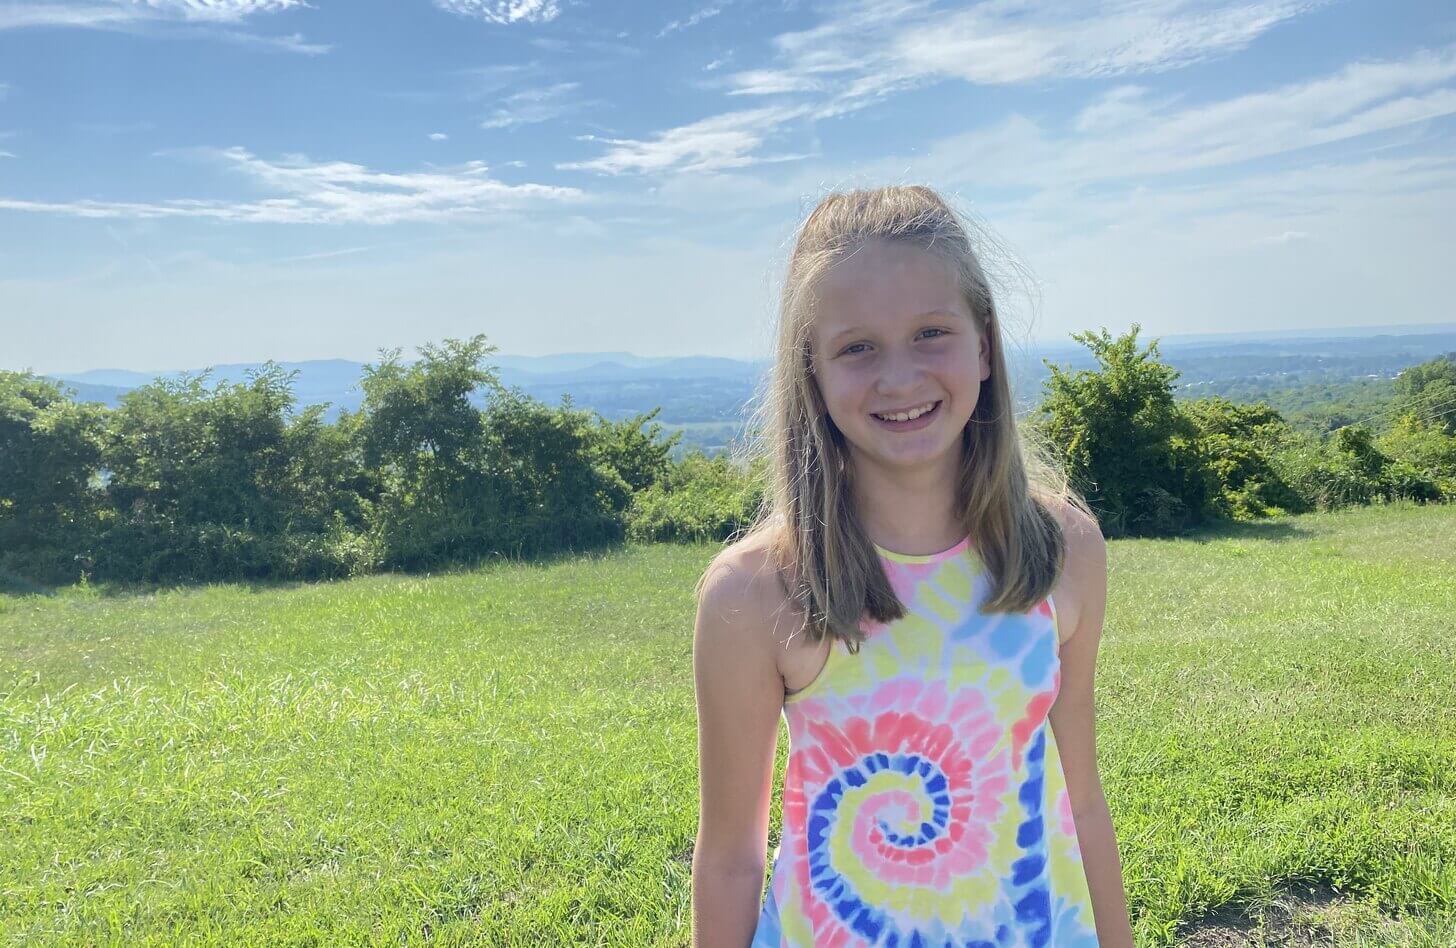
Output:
[1035, 325, 1217, 537]
[0, 372, 107, 584]
[99, 363, 368, 581]
[588, 405, 681, 494]
[354, 335, 505, 568]
[1393, 353, 1456, 435]
[481, 389, 633, 556]
[1182, 396, 1305, 519]
[1378, 413, 1456, 500]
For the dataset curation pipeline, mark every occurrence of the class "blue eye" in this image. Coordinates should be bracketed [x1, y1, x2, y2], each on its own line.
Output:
[841, 328, 949, 356]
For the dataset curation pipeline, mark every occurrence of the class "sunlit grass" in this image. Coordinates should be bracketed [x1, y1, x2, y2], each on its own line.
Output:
[2, 502, 1453, 945]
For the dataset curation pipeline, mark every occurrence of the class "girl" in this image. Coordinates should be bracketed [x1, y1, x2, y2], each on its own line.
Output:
[691, 185, 1134, 947]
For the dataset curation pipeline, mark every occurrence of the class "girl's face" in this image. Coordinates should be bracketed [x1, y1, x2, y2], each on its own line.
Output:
[810, 239, 990, 474]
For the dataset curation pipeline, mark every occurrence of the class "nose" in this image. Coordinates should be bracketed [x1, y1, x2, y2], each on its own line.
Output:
[873, 347, 923, 398]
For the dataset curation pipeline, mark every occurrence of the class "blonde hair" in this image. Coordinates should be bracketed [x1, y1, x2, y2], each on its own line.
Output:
[707, 185, 1088, 651]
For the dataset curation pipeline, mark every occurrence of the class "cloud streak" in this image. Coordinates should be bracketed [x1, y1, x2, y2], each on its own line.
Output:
[0, 147, 585, 223]
[557, 105, 816, 175]
[0, 0, 304, 28]
[433, 0, 560, 25]
[570, 0, 1326, 175]
[481, 81, 583, 129]
[726, 0, 1321, 100]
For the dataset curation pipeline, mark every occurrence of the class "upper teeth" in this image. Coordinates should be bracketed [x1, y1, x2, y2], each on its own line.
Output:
[874, 401, 936, 422]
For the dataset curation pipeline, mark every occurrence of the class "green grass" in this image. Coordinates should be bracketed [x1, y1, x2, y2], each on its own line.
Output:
[2, 502, 1454, 946]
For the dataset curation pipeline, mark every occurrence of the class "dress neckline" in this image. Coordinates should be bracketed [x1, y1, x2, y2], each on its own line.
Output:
[871, 534, 971, 564]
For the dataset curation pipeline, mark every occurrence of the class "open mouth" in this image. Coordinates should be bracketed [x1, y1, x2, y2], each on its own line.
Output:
[870, 399, 942, 430]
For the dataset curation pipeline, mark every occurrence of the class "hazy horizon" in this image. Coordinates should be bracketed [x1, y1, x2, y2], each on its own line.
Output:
[14, 318, 1454, 379]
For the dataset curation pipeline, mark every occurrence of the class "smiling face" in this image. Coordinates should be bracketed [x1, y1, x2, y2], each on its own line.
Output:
[809, 238, 990, 476]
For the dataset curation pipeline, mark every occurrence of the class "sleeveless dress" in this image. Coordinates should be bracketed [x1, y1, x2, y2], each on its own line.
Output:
[751, 534, 1100, 947]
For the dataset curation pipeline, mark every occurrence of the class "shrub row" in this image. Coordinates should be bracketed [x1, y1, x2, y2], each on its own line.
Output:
[4, 332, 1453, 585]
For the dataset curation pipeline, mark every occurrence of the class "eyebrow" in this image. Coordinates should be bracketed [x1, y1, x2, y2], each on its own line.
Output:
[826, 309, 963, 345]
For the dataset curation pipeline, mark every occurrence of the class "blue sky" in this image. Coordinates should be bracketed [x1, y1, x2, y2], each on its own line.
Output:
[2, 0, 1454, 374]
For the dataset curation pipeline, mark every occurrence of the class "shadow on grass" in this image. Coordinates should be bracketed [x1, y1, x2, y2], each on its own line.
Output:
[1, 537, 635, 603]
[0, 572, 59, 598]
[1163, 517, 1308, 546]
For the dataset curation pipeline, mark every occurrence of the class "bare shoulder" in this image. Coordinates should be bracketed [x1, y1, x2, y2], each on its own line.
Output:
[1044, 495, 1106, 576]
[695, 532, 805, 655]
[1043, 496, 1107, 645]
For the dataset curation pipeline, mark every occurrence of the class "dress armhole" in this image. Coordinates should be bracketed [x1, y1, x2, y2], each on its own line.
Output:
[1047, 594, 1062, 656]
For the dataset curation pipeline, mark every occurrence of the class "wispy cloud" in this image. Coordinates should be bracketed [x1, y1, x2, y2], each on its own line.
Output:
[0, 147, 586, 224]
[433, 0, 561, 25]
[557, 104, 816, 175]
[571, 0, 1324, 175]
[217, 28, 330, 54]
[481, 81, 582, 129]
[643, 45, 1456, 235]
[725, 0, 1320, 102]
[429, 132, 449, 141]
[657, 4, 723, 39]
[1255, 229, 1311, 244]
[1007, 45, 1456, 185]
[0, 0, 304, 29]
[273, 245, 378, 264]
[0, 1, 327, 54]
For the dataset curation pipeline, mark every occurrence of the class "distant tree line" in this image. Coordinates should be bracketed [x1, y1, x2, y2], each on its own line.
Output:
[3, 329, 1453, 588]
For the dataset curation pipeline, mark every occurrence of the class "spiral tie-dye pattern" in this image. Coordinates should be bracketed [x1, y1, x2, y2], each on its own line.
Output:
[751, 536, 1100, 947]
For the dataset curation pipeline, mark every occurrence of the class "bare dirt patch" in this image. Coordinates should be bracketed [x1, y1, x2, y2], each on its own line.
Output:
[1177, 881, 1419, 946]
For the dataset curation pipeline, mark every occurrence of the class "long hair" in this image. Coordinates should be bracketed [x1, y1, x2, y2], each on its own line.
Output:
[705, 185, 1089, 651]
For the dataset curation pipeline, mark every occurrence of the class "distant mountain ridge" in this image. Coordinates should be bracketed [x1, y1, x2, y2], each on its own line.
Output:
[40, 324, 1456, 443]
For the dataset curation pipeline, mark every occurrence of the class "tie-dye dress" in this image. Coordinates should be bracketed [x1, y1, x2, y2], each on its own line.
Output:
[751, 535, 1100, 947]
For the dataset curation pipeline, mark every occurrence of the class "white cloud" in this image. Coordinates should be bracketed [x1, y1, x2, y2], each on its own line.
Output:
[0, 147, 585, 224]
[433, 0, 560, 25]
[660, 45, 1456, 203]
[0, 1, 327, 54]
[481, 81, 581, 129]
[218, 29, 330, 53]
[720, 0, 1318, 115]
[573, 0, 1325, 177]
[557, 105, 816, 175]
[0, 0, 303, 28]
[429, 132, 449, 141]
[1256, 230, 1311, 244]
[658, 4, 722, 39]
[993, 46, 1456, 187]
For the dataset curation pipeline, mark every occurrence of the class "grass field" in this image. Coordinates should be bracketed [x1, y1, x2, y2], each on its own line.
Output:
[2, 502, 1454, 946]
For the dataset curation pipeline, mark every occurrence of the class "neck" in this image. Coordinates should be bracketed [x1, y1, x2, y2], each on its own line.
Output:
[849, 447, 964, 555]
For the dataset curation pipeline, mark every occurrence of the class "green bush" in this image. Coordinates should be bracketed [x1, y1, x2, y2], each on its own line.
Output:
[627, 450, 766, 543]
[1378, 413, 1456, 501]
[479, 388, 633, 558]
[1182, 397, 1306, 519]
[0, 372, 107, 585]
[1035, 325, 1219, 537]
[95, 364, 373, 583]
[1272, 424, 1441, 511]
[1393, 353, 1456, 435]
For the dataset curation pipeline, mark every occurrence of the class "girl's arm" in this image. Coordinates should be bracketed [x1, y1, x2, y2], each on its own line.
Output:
[691, 550, 788, 947]
[1048, 507, 1136, 948]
